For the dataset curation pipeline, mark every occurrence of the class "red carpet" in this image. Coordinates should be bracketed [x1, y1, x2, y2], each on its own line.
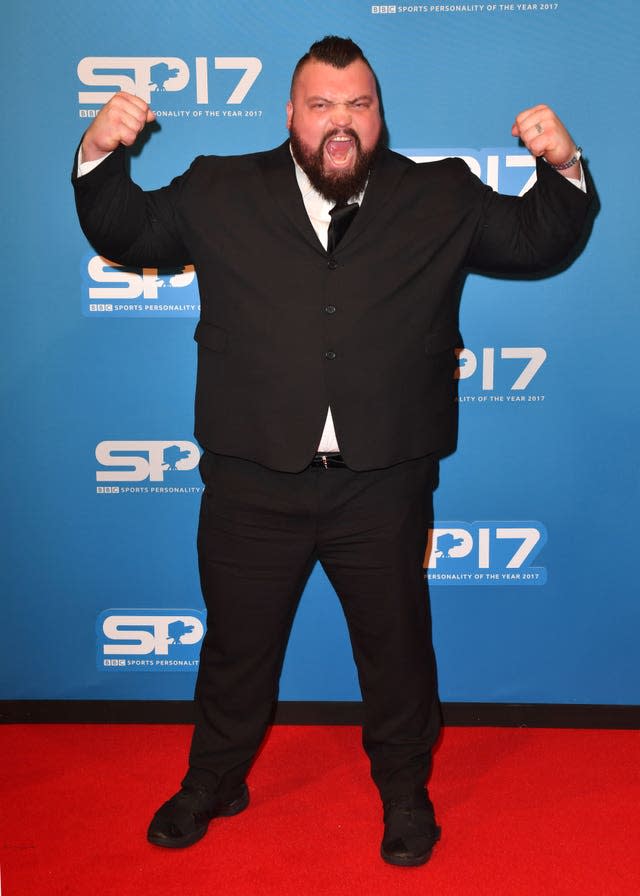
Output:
[1, 724, 638, 895]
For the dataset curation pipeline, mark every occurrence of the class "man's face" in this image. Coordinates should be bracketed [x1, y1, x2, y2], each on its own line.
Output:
[287, 58, 383, 204]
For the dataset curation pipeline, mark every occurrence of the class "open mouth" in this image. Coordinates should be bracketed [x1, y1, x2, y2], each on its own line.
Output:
[324, 134, 356, 168]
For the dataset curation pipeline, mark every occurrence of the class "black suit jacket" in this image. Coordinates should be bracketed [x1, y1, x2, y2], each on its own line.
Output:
[73, 141, 592, 471]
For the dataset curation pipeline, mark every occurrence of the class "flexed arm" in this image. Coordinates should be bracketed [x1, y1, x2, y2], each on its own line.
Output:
[465, 105, 590, 273]
[73, 92, 194, 268]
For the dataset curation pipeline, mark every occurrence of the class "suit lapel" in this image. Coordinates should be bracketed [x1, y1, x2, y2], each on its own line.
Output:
[258, 141, 326, 254]
[337, 149, 410, 252]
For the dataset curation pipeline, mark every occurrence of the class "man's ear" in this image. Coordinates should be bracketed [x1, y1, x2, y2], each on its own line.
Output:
[286, 100, 293, 130]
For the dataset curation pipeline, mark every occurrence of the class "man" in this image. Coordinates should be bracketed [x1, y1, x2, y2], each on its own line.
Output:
[73, 36, 591, 866]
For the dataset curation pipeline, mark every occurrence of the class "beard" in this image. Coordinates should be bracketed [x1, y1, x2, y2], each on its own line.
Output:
[289, 122, 382, 206]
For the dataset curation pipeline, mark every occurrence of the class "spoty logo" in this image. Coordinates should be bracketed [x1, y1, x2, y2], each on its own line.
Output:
[404, 148, 538, 196]
[456, 347, 547, 391]
[77, 56, 262, 106]
[97, 610, 205, 671]
[425, 521, 547, 584]
[83, 255, 199, 317]
[96, 441, 201, 483]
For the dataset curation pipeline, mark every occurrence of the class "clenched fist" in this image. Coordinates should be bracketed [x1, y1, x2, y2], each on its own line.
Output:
[82, 92, 156, 162]
[511, 104, 581, 177]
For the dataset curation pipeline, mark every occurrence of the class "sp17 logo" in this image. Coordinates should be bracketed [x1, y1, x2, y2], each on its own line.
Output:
[96, 441, 201, 483]
[425, 521, 547, 585]
[456, 347, 547, 391]
[407, 148, 537, 196]
[77, 56, 262, 106]
[97, 610, 205, 671]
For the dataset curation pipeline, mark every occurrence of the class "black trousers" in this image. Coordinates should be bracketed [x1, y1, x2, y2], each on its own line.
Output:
[183, 451, 441, 803]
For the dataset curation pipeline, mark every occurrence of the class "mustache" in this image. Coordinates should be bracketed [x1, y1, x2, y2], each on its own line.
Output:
[322, 128, 361, 147]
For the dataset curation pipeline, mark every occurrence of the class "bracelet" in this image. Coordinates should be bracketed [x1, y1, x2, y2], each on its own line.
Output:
[544, 146, 582, 171]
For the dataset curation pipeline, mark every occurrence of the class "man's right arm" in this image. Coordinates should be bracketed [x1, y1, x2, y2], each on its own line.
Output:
[73, 92, 191, 268]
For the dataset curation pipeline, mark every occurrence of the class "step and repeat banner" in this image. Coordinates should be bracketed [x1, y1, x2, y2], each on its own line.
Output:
[2, 1, 638, 706]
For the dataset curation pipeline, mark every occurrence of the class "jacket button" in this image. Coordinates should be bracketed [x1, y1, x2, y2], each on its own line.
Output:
[324, 304, 336, 314]
[327, 258, 338, 270]
[325, 350, 336, 360]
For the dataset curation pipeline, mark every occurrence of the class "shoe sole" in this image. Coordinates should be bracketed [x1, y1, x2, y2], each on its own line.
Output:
[380, 826, 441, 867]
[147, 785, 250, 849]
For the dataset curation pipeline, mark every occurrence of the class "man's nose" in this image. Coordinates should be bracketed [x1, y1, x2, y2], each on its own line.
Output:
[330, 103, 352, 127]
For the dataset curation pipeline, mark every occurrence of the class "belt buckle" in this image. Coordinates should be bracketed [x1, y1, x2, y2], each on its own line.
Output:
[320, 454, 329, 469]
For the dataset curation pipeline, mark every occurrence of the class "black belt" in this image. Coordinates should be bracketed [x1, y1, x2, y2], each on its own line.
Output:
[309, 452, 348, 469]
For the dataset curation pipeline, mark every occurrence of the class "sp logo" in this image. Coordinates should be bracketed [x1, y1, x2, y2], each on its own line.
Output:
[77, 56, 262, 105]
[82, 256, 200, 317]
[456, 347, 547, 391]
[97, 610, 205, 670]
[96, 441, 201, 483]
[408, 148, 537, 196]
[87, 257, 196, 300]
[425, 522, 547, 584]
[101, 614, 204, 655]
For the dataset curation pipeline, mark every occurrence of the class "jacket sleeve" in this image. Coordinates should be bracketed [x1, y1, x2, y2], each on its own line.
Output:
[72, 144, 197, 268]
[465, 156, 593, 274]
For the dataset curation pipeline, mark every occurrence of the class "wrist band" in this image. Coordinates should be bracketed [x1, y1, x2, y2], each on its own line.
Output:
[544, 146, 582, 170]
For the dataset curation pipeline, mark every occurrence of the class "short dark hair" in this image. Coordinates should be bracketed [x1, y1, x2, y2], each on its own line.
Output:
[290, 36, 377, 96]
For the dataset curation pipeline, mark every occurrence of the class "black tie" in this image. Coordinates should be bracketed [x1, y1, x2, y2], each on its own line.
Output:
[327, 202, 359, 254]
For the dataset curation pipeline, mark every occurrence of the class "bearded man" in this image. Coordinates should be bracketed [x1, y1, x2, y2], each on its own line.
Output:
[73, 36, 591, 866]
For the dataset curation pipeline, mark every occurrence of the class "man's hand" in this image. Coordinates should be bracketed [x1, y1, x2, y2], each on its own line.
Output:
[511, 104, 581, 178]
[81, 92, 156, 162]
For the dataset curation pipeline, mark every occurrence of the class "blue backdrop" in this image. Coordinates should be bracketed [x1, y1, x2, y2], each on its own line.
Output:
[2, 0, 638, 705]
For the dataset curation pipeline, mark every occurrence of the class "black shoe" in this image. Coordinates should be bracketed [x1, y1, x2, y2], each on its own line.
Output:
[147, 783, 249, 849]
[380, 793, 441, 867]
